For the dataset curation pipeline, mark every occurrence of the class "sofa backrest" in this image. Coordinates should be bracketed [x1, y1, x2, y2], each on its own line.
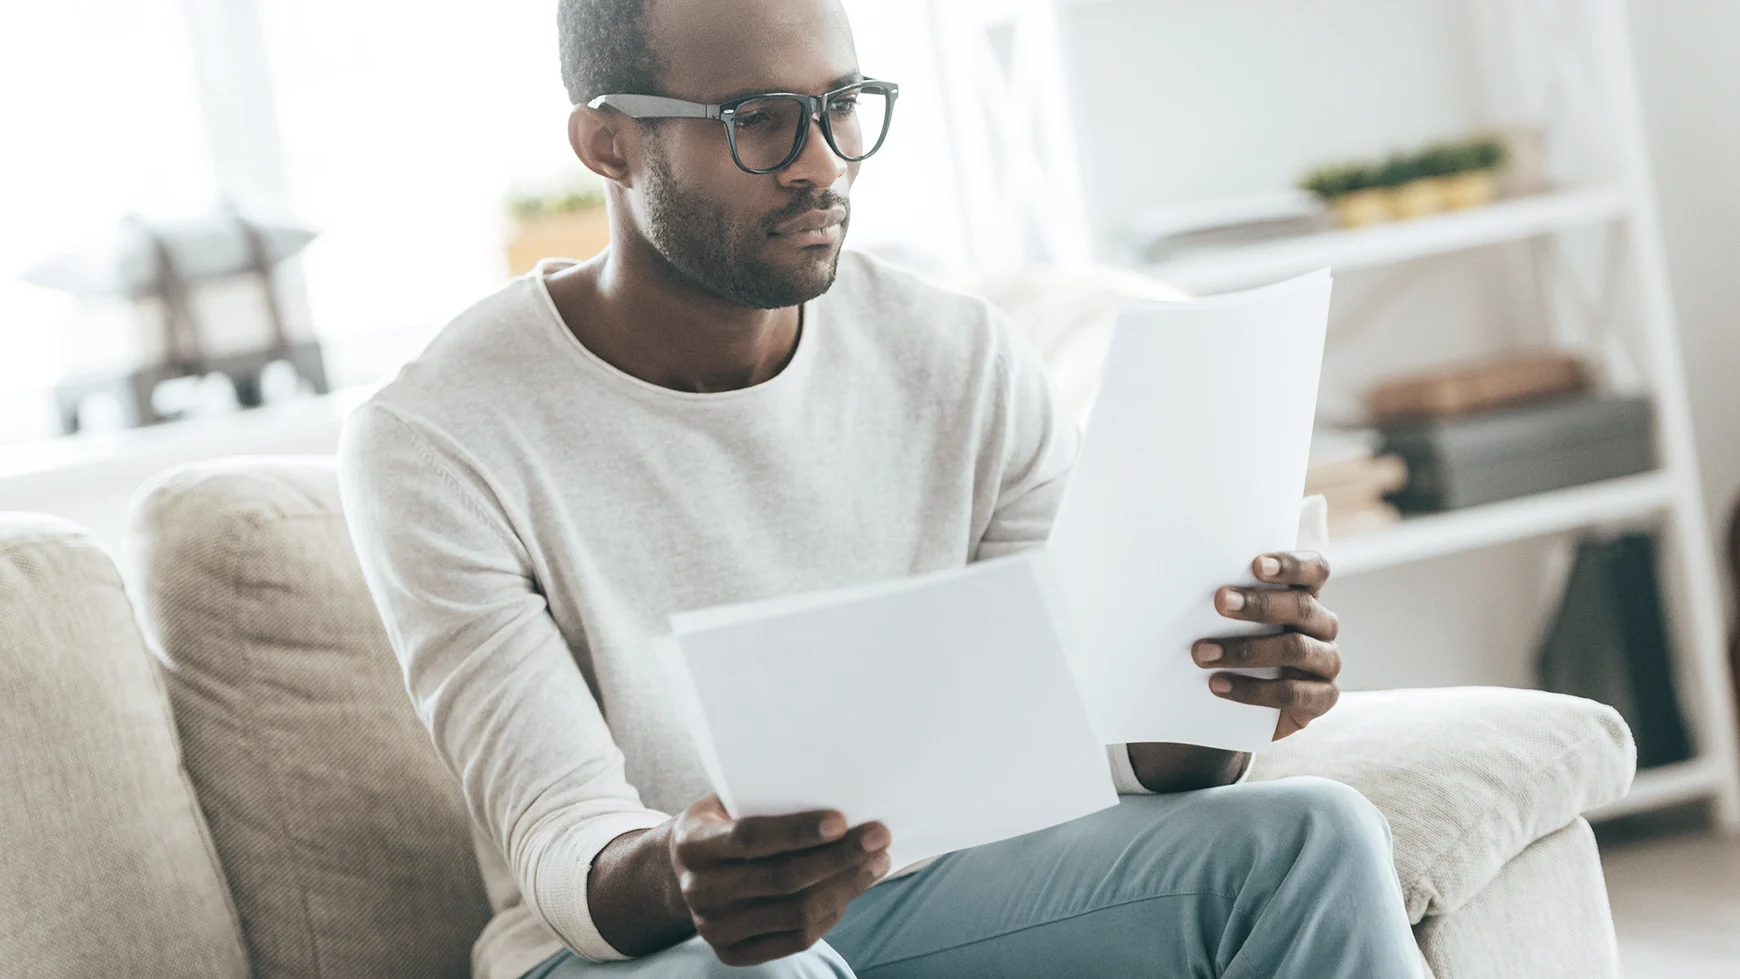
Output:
[129, 457, 492, 979]
[0, 513, 251, 979]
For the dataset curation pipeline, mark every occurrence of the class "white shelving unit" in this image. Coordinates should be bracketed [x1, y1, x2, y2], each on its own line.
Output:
[936, 0, 1740, 829]
[1329, 472, 1674, 577]
[1145, 186, 1630, 296]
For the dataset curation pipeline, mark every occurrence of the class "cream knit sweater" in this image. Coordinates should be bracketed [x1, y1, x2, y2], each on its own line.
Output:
[338, 252, 1153, 979]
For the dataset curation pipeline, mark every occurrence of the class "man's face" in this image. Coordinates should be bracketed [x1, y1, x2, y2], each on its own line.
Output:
[630, 0, 862, 309]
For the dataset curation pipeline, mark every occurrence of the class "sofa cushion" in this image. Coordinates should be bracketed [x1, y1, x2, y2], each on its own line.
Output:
[129, 458, 492, 979]
[1249, 686, 1635, 923]
[0, 513, 249, 979]
[1414, 817, 1621, 979]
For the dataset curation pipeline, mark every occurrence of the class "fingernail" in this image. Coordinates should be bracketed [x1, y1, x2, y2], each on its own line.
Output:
[1259, 556, 1281, 578]
[1211, 675, 1233, 694]
[1222, 589, 1245, 612]
[860, 825, 891, 852]
[870, 852, 892, 876]
[1196, 643, 1223, 663]
[819, 816, 846, 840]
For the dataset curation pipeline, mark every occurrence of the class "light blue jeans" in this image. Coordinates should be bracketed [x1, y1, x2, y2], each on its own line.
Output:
[527, 777, 1422, 979]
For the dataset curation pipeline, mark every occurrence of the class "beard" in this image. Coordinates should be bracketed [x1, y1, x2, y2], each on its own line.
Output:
[641, 147, 850, 310]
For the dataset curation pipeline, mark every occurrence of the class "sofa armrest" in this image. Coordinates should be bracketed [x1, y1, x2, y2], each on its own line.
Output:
[1248, 686, 1635, 923]
[1414, 818, 1621, 979]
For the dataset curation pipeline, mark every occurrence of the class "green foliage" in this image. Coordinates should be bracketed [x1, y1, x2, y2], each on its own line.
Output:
[1375, 154, 1424, 188]
[1415, 143, 1473, 178]
[1470, 138, 1507, 170]
[1300, 163, 1377, 199]
[1300, 135, 1510, 200]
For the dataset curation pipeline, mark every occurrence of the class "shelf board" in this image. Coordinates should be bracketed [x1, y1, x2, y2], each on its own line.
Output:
[1586, 757, 1725, 822]
[1328, 472, 1676, 577]
[1146, 187, 1631, 294]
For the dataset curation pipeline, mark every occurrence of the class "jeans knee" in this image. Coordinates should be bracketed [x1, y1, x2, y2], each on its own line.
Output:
[1258, 776, 1393, 861]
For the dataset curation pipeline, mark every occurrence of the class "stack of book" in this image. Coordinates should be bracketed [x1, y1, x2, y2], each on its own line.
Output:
[1365, 352, 1650, 514]
[1307, 430, 1409, 539]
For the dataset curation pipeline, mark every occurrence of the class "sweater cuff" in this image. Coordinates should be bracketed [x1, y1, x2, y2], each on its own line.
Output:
[1108, 744, 1256, 793]
[534, 810, 671, 962]
[1231, 749, 1256, 784]
[1106, 744, 1155, 795]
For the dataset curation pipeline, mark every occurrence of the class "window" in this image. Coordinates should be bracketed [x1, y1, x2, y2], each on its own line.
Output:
[258, 0, 576, 345]
[0, 0, 214, 402]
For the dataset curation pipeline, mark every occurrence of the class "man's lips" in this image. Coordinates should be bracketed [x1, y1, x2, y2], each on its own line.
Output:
[770, 207, 847, 237]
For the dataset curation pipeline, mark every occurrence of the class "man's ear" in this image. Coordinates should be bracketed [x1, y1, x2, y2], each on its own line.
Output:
[571, 106, 635, 186]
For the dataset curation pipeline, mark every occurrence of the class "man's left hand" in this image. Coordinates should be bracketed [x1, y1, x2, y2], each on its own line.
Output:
[1194, 551, 1341, 741]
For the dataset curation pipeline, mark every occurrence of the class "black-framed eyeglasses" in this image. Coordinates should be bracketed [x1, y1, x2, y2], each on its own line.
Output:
[587, 79, 899, 175]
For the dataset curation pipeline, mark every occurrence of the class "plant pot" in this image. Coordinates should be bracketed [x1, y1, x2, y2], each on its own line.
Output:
[1331, 189, 1393, 229]
[1387, 179, 1447, 220]
[506, 207, 611, 276]
[1440, 168, 1498, 210]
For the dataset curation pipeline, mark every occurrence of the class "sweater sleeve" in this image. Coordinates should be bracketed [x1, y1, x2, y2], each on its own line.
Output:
[971, 306, 1080, 564]
[338, 403, 666, 963]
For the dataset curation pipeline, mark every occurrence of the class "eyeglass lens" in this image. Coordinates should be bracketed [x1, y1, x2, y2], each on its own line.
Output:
[729, 85, 892, 172]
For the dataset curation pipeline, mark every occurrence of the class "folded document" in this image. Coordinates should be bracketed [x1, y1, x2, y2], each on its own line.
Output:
[667, 556, 1118, 872]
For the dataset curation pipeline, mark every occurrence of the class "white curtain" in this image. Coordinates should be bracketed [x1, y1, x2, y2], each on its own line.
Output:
[0, 0, 214, 397]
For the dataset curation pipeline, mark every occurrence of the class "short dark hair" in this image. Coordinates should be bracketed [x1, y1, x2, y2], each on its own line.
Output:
[557, 0, 659, 105]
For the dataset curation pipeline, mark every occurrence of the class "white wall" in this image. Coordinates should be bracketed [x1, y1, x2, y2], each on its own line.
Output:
[1062, 0, 1483, 249]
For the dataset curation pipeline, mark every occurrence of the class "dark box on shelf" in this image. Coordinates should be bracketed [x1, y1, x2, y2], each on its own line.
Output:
[1380, 395, 1656, 513]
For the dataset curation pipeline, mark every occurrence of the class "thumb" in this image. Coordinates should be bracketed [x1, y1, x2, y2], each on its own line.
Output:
[687, 794, 730, 822]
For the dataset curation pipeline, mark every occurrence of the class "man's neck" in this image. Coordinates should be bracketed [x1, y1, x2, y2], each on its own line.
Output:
[545, 241, 801, 395]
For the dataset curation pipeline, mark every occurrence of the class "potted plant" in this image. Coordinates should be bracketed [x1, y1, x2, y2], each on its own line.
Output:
[1301, 135, 1511, 229]
[1379, 153, 1442, 220]
[1301, 163, 1390, 228]
[504, 176, 611, 276]
[1439, 138, 1506, 210]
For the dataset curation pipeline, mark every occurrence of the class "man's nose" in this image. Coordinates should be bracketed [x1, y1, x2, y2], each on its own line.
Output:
[778, 113, 848, 188]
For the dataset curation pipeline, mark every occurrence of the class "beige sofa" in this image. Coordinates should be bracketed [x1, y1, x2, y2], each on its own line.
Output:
[1, 457, 1636, 979]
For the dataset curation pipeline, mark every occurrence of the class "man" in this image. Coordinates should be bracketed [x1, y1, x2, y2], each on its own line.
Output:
[338, 0, 1422, 976]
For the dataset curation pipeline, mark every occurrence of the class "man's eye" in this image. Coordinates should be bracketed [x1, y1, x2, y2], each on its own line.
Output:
[828, 98, 859, 116]
[735, 112, 771, 129]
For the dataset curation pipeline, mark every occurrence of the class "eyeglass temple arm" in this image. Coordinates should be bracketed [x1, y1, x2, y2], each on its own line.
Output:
[584, 94, 721, 120]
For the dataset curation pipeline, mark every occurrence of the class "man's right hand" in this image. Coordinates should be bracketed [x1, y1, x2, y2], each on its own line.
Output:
[671, 795, 891, 966]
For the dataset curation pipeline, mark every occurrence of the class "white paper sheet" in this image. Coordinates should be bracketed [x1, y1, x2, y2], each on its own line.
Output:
[669, 554, 1118, 871]
[1045, 270, 1334, 750]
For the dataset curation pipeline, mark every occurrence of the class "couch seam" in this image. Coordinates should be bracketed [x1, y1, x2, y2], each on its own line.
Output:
[145, 618, 256, 971]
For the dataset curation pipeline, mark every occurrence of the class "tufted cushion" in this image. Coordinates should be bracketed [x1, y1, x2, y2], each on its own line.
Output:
[129, 457, 492, 979]
[0, 513, 249, 979]
[1250, 686, 1635, 923]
